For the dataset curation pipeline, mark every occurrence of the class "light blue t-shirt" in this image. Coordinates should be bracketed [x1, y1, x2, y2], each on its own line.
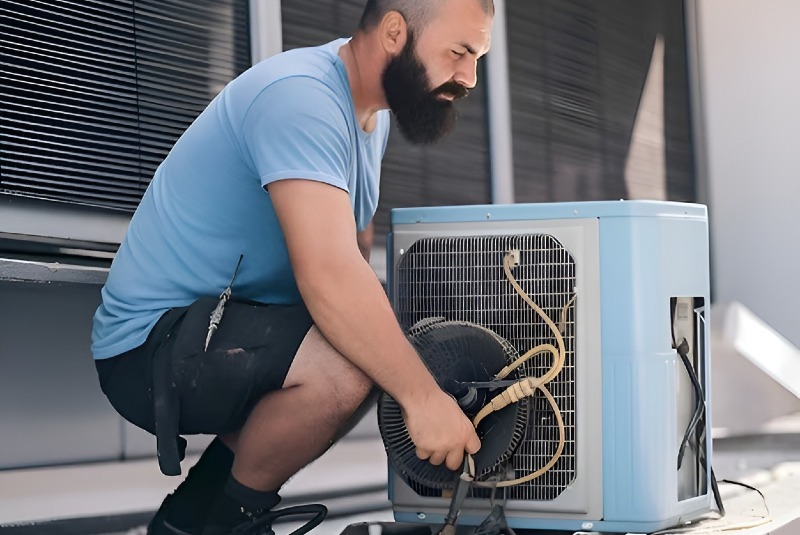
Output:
[92, 39, 390, 359]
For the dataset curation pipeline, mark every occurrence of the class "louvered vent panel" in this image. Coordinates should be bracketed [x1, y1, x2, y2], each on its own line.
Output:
[0, 0, 250, 211]
[1, 0, 141, 208]
[133, 0, 251, 184]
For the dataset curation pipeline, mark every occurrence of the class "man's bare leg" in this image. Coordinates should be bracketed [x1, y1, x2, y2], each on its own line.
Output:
[220, 325, 373, 491]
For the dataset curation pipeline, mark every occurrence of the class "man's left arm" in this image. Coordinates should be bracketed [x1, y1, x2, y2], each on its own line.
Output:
[357, 221, 374, 262]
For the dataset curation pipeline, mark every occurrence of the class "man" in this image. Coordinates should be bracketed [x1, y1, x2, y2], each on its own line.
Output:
[92, 0, 494, 533]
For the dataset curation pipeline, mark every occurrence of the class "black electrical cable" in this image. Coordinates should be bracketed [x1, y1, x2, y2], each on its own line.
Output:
[473, 504, 518, 535]
[710, 466, 725, 517]
[674, 337, 725, 516]
[246, 504, 327, 535]
[719, 478, 770, 517]
[676, 339, 706, 470]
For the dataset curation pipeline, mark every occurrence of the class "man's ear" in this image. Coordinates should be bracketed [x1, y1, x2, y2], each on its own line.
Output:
[379, 10, 408, 55]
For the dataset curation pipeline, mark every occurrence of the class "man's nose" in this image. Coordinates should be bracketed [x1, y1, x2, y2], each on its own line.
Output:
[454, 58, 478, 89]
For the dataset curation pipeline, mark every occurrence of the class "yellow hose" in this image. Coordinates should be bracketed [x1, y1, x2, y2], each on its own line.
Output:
[468, 252, 573, 488]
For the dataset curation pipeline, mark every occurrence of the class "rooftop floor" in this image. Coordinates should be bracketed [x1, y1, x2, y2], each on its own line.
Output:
[1, 424, 799, 535]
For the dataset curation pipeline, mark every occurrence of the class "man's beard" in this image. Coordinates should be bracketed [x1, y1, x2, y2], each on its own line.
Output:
[382, 34, 468, 145]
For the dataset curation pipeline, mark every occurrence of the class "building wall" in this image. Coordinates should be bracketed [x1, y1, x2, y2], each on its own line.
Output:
[694, 0, 800, 346]
[0, 0, 800, 468]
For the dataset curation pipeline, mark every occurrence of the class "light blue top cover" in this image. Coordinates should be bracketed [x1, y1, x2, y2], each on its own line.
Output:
[391, 200, 707, 224]
[92, 38, 390, 359]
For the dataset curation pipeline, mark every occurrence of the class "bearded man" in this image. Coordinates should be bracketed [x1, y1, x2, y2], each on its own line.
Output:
[91, 1, 493, 533]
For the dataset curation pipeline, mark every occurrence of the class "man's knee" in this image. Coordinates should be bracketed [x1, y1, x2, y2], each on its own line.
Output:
[286, 326, 373, 415]
[333, 385, 380, 441]
[328, 359, 373, 419]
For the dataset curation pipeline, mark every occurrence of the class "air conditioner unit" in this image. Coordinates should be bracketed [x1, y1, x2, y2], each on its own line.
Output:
[380, 200, 714, 534]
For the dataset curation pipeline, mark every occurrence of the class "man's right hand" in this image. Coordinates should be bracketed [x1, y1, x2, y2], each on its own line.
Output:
[402, 388, 481, 471]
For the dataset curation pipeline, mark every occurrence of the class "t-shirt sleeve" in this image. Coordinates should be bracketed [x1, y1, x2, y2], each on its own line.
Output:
[241, 76, 350, 191]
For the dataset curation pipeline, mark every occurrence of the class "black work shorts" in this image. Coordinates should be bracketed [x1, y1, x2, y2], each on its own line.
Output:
[95, 297, 314, 437]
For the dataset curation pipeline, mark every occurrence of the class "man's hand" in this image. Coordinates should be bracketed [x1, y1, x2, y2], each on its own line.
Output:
[402, 388, 481, 471]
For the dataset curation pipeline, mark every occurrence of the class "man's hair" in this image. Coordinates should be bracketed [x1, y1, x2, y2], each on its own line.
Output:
[358, 0, 494, 33]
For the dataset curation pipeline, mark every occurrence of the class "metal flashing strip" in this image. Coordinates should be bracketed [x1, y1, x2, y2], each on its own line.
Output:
[0, 258, 108, 285]
[0, 194, 130, 248]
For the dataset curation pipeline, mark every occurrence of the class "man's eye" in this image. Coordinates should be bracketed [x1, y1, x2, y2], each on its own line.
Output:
[452, 50, 466, 58]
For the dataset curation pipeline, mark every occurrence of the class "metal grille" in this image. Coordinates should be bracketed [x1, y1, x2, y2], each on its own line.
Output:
[396, 234, 577, 501]
[1, 0, 250, 211]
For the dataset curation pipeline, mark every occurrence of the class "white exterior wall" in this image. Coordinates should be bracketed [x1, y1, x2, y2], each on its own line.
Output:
[694, 0, 800, 346]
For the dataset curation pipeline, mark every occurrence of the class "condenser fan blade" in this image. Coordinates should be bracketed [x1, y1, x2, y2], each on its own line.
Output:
[378, 320, 528, 489]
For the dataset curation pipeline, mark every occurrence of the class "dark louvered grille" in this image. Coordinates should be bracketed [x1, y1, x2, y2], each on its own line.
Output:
[1, 0, 250, 211]
[507, 0, 696, 203]
[1, 0, 140, 209]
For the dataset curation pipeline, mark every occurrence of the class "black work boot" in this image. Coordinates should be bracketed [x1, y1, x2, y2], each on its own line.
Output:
[147, 438, 234, 535]
[201, 483, 281, 535]
[202, 508, 274, 535]
[148, 493, 200, 535]
[202, 504, 327, 535]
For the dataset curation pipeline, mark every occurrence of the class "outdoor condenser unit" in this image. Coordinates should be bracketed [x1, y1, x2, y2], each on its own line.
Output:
[380, 200, 714, 533]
